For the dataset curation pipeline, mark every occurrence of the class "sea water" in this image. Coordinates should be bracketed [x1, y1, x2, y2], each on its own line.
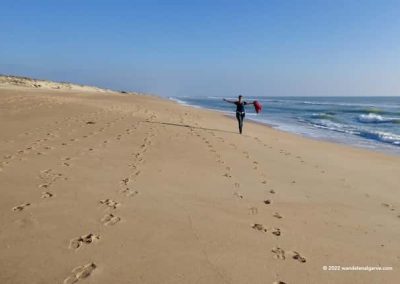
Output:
[170, 96, 400, 155]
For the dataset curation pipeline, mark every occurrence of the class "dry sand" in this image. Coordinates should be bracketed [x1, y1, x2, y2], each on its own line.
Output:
[0, 79, 399, 284]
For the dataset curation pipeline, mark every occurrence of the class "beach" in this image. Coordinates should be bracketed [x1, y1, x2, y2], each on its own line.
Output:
[1, 82, 399, 284]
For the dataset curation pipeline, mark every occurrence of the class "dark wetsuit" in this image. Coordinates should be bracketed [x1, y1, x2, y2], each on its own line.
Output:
[234, 101, 248, 134]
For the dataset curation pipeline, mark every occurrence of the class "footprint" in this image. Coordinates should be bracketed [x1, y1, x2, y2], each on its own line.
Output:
[99, 199, 120, 209]
[252, 223, 267, 232]
[273, 212, 283, 219]
[41, 192, 53, 198]
[271, 228, 281, 236]
[269, 189, 276, 194]
[12, 203, 31, 212]
[249, 207, 258, 215]
[263, 199, 272, 205]
[234, 192, 243, 199]
[291, 251, 307, 263]
[121, 178, 129, 186]
[271, 247, 286, 260]
[63, 263, 96, 284]
[121, 188, 139, 197]
[223, 173, 232, 178]
[101, 213, 121, 226]
[273, 281, 287, 284]
[69, 233, 100, 249]
[382, 203, 395, 211]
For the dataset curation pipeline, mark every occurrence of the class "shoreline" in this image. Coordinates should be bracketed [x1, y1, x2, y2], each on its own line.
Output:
[169, 97, 400, 157]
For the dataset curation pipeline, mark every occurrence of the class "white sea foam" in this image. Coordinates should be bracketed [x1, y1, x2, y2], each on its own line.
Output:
[310, 113, 336, 119]
[358, 113, 400, 123]
[310, 120, 356, 135]
[168, 97, 202, 109]
[359, 130, 400, 145]
[168, 97, 188, 105]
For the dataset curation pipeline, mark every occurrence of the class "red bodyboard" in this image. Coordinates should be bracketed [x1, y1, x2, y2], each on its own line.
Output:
[253, 100, 262, 114]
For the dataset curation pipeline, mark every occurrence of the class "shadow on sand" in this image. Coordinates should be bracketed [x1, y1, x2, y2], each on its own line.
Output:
[144, 121, 245, 135]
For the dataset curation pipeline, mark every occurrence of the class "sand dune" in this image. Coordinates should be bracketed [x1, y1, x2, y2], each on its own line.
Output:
[0, 79, 399, 283]
[0, 75, 119, 93]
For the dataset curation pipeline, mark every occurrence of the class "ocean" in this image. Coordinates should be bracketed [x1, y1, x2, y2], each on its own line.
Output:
[170, 96, 400, 155]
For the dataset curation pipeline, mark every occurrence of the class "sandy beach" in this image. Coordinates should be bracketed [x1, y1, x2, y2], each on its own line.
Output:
[1, 80, 399, 284]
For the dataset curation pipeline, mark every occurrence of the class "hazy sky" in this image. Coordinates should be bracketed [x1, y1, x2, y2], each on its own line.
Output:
[1, 0, 400, 97]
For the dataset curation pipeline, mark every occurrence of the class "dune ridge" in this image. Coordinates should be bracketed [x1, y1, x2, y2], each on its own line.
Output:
[0, 74, 120, 93]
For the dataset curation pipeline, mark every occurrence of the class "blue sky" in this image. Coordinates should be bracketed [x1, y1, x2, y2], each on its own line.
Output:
[1, 0, 400, 96]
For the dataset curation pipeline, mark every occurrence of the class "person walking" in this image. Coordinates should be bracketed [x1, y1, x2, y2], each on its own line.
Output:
[223, 95, 255, 134]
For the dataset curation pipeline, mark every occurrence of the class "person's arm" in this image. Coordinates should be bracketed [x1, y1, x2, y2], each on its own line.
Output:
[223, 98, 236, 104]
[243, 101, 255, 105]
